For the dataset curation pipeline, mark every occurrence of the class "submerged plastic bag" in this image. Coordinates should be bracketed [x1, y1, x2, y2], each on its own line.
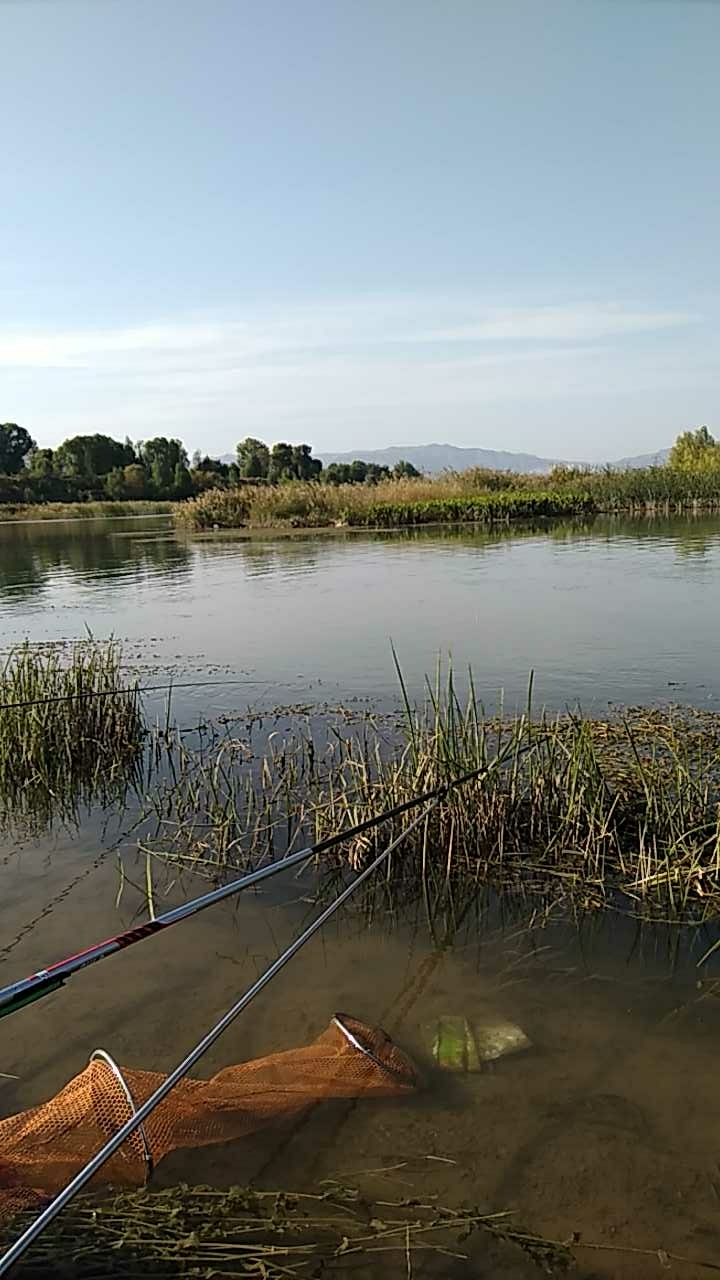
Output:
[428, 1016, 531, 1071]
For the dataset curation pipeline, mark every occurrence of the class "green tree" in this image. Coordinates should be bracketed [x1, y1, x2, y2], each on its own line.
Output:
[139, 438, 189, 495]
[392, 459, 421, 479]
[55, 433, 135, 478]
[193, 454, 229, 477]
[173, 461, 194, 498]
[104, 464, 151, 499]
[0, 423, 35, 475]
[27, 447, 55, 477]
[122, 463, 151, 498]
[191, 455, 232, 492]
[236, 438, 270, 479]
[268, 442, 295, 482]
[323, 463, 352, 485]
[323, 460, 391, 485]
[291, 443, 322, 480]
[669, 426, 720, 472]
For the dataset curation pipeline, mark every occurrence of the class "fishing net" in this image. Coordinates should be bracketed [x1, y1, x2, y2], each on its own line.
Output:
[0, 1014, 417, 1224]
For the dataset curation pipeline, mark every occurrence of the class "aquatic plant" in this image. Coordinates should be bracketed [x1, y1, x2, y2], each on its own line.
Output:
[0, 640, 145, 832]
[4, 1182, 573, 1277]
[137, 667, 720, 938]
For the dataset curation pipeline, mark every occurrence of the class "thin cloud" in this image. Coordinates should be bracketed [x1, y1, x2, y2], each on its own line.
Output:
[0, 300, 696, 370]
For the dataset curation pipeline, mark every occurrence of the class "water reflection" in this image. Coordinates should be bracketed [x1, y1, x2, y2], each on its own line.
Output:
[0, 516, 191, 607]
[0, 512, 720, 720]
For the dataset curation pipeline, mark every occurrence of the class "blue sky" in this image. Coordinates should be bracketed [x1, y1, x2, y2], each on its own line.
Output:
[2, 0, 719, 462]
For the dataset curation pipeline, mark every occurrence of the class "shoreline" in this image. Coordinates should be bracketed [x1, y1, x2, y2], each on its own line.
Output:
[0, 501, 174, 525]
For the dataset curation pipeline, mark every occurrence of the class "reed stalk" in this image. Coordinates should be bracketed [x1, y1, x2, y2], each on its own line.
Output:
[0, 640, 145, 832]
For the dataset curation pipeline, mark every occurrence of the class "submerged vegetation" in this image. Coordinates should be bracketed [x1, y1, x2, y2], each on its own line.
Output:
[5, 1183, 573, 1277]
[4, 632, 720, 940]
[138, 666, 720, 940]
[0, 640, 145, 831]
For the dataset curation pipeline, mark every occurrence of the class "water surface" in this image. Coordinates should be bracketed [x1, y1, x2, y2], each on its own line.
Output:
[3, 513, 720, 1276]
[1, 513, 720, 720]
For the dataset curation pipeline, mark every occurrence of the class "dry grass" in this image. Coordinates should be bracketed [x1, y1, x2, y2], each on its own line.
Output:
[175, 466, 720, 531]
[0, 501, 173, 524]
[5, 1182, 573, 1278]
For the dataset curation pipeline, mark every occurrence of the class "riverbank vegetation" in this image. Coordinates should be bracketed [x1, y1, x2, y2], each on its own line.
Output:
[0, 425, 229, 506]
[0, 499, 173, 522]
[176, 461, 720, 531]
[4, 422, 720, 526]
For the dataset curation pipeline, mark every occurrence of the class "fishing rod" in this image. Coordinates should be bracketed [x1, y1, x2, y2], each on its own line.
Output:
[0, 801, 438, 1277]
[0, 677, 268, 713]
[0, 752, 517, 1022]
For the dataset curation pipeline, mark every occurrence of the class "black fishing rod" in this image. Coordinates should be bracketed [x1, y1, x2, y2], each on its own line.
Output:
[0, 800, 439, 1275]
[0, 752, 518, 1022]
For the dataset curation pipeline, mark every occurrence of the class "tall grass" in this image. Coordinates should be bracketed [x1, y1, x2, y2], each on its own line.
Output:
[0, 501, 173, 524]
[175, 467, 720, 531]
[137, 670, 720, 937]
[0, 640, 145, 830]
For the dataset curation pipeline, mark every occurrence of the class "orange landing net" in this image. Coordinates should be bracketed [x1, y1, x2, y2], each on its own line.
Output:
[0, 1015, 418, 1224]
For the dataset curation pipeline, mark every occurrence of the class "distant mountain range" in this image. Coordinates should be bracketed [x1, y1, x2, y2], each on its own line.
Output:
[219, 443, 670, 474]
[316, 443, 671, 474]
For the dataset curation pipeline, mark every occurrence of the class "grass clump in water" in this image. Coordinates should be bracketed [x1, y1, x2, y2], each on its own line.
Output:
[138, 666, 720, 936]
[0, 639, 145, 831]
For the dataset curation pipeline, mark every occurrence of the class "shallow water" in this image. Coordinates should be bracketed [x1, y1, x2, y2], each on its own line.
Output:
[3, 840, 720, 1277]
[3, 513, 720, 1276]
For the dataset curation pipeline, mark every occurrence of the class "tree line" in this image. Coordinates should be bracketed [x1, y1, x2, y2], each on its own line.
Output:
[5, 420, 714, 508]
[0, 425, 420, 504]
[234, 437, 419, 484]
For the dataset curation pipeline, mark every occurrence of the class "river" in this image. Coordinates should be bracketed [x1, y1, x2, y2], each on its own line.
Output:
[1, 512, 720, 720]
[2, 512, 720, 1278]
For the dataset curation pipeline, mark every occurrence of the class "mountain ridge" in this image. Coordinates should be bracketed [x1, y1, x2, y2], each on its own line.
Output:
[219, 443, 671, 473]
[316, 442, 671, 473]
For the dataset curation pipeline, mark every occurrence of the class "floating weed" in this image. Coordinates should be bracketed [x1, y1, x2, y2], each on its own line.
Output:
[3, 1183, 574, 1277]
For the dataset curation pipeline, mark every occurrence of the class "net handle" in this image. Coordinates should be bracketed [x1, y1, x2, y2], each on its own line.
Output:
[331, 1013, 411, 1084]
[89, 1051, 154, 1183]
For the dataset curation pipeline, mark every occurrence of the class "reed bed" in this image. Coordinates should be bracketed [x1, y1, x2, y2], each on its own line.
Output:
[175, 467, 720, 531]
[137, 669, 720, 935]
[5, 1183, 572, 1277]
[0, 500, 173, 524]
[0, 640, 145, 831]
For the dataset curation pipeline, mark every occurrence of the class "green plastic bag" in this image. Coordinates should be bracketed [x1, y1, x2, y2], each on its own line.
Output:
[427, 1016, 531, 1071]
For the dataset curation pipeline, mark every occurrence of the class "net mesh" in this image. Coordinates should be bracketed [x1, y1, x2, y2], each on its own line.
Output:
[0, 1015, 417, 1224]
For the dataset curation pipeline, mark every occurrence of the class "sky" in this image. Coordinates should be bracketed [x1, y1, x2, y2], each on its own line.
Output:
[1, 0, 719, 463]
